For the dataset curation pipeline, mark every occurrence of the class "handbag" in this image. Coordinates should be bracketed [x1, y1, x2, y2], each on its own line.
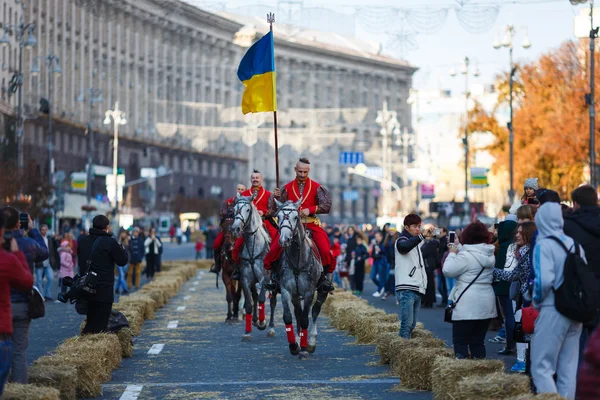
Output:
[521, 306, 539, 334]
[28, 286, 46, 319]
[445, 254, 486, 323]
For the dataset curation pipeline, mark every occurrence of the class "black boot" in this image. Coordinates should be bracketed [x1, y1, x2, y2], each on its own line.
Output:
[232, 264, 241, 280]
[210, 252, 221, 274]
[264, 270, 277, 291]
[320, 270, 334, 293]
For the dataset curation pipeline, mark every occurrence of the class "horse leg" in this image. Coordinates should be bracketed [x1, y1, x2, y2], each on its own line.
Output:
[298, 292, 314, 360]
[281, 289, 299, 356]
[223, 272, 233, 323]
[256, 285, 267, 330]
[251, 284, 259, 327]
[308, 290, 328, 354]
[241, 274, 253, 341]
[233, 280, 242, 320]
[267, 291, 277, 338]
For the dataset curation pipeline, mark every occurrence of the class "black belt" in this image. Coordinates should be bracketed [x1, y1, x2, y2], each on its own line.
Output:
[0, 333, 12, 340]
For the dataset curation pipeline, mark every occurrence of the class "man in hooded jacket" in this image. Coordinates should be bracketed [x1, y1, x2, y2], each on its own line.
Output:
[531, 202, 584, 399]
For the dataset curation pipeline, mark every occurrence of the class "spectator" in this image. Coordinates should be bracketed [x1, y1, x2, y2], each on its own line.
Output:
[436, 227, 449, 306]
[331, 237, 342, 287]
[35, 224, 57, 301]
[370, 231, 389, 299]
[494, 221, 536, 373]
[169, 224, 176, 243]
[530, 202, 583, 398]
[562, 185, 600, 367]
[517, 205, 536, 222]
[336, 244, 350, 291]
[384, 228, 399, 298]
[78, 215, 128, 334]
[345, 226, 359, 266]
[205, 225, 217, 259]
[420, 226, 439, 308]
[144, 228, 162, 279]
[195, 237, 205, 260]
[395, 214, 430, 339]
[185, 226, 192, 243]
[443, 221, 496, 359]
[0, 211, 33, 395]
[128, 228, 145, 291]
[522, 178, 539, 205]
[176, 225, 183, 245]
[2, 207, 48, 384]
[352, 236, 369, 295]
[57, 241, 74, 295]
[490, 217, 517, 353]
[115, 231, 129, 295]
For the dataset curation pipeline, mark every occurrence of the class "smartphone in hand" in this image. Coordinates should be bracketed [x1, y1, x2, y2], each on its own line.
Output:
[449, 231, 456, 244]
[19, 212, 29, 231]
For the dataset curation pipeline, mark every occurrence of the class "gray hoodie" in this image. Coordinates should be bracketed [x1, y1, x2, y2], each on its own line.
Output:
[533, 202, 586, 308]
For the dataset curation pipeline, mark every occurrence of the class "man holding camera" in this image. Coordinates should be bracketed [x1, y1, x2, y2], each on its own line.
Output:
[78, 215, 128, 334]
[0, 212, 33, 395]
[2, 207, 48, 384]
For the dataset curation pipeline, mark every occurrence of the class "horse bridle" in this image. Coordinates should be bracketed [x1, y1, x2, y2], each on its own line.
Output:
[278, 206, 299, 239]
[235, 197, 268, 283]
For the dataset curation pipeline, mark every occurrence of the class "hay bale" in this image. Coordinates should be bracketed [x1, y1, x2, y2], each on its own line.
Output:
[376, 332, 406, 364]
[432, 357, 506, 400]
[118, 293, 156, 318]
[58, 334, 122, 371]
[117, 327, 134, 358]
[411, 327, 434, 339]
[2, 383, 60, 400]
[392, 347, 454, 390]
[116, 308, 144, 335]
[28, 364, 78, 400]
[455, 372, 531, 400]
[138, 287, 167, 308]
[356, 320, 399, 344]
[508, 395, 566, 400]
[34, 355, 103, 398]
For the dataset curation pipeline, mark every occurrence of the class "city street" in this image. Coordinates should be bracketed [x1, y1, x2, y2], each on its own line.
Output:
[25, 244, 519, 399]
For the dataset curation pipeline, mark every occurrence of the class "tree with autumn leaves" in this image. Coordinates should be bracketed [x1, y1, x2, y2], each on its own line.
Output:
[468, 41, 594, 200]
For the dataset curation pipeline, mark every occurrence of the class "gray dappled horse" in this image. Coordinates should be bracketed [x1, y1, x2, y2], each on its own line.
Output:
[274, 198, 329, 359]
[231, 194, 277, 341]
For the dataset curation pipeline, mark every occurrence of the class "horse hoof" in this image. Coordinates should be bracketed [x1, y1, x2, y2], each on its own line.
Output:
[256, 321, 267, 331]
[241, 334, 252, 342]
[307, 344, 316, 354]
[267, 329, 276, 338]
[299, 351, 309, 360]
[289, 343, 300, 356]
[225, 319, 234, 325]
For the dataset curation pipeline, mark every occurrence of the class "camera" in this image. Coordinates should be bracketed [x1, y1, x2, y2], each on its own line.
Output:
[449, 231, 456, 243]
[2, 231, 12, 251]
[19, 212, 29, 231]
[57, 272, 98, 303]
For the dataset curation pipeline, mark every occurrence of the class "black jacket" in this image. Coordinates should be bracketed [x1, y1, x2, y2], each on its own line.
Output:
[564, 206, 600, 327]
[78, 228, 129, 303]
[421, 239, 440, 270]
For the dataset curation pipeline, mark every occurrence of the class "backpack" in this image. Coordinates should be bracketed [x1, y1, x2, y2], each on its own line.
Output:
[548, 236, 600, 323]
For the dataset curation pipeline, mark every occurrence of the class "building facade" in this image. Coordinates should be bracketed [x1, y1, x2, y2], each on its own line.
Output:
[0, 0, 416, 224]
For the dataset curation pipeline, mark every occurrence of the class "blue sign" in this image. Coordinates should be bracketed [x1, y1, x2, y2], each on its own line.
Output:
[339, 152, 364, 165]
[343, 190, 360, 201]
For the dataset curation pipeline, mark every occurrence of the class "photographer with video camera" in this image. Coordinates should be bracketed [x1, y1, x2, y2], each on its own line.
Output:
[2, 207, 48, 384]
[0, 211, 33, 396]
[77, 215, 128, 334]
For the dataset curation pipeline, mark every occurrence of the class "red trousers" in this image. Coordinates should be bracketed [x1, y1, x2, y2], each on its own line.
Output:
[213, 231, 224, 251]
[264, 223, 335, 273]
[232, 221, 278, 263]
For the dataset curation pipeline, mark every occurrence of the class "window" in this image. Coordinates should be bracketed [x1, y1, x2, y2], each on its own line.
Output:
[202, 160, 208, 176]
[211, 161, 218, 177]
[221, 163, 227, 178]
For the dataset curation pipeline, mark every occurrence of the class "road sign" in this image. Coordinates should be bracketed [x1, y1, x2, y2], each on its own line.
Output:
[470, 167, 489, 187]
[70, 172, 87, 192]
[339, 152, 364, 165]
[342, 190, 359, 201]
[421, 183, 435, 200]
[54, 170, 66, 183]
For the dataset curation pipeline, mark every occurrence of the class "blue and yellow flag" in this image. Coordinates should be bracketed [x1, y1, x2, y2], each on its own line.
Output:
[237, 31, 277, 115]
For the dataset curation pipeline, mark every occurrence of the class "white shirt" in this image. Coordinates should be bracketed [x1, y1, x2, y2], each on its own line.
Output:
[42, 235, 50, 267]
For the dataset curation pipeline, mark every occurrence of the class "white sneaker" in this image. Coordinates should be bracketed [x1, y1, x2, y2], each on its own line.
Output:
[372, 291, 382, 298]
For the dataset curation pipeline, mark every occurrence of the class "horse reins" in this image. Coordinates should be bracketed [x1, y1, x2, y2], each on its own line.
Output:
[235, 199, 268, 284]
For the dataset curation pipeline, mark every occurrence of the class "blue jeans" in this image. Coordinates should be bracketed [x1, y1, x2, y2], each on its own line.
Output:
[115, 265, 128, 293]
[35, 265, 54, 298]
[396, 290, 422, 339]
[498, 295, 515, 349]
[371, 260, 389, 292]
[333, 270, 342, 286]
[0, 339, 11, 397]
[446, 277, 456, 303]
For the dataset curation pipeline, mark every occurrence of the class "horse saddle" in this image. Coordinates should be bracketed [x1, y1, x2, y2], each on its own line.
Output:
[308, 239, 321, 265]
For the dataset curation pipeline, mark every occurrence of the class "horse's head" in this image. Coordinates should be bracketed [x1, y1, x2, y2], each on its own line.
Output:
[231, 193, 254, 238]
[275, 198, 302, 248]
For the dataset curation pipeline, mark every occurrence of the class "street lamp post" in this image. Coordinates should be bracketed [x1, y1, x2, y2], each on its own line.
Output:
[451, 57, 480, 211]
[0, 12, 37, 170]
[493, 24, 531, 202]
[31, 54, 61, 232]
[375, 101, 401, 218]
[103, 102, 127, 227]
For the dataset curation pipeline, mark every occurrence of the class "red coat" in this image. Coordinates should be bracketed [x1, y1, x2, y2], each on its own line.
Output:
[331, 242, 341, 259]
[577, 327, 600, 399]
[0, 250, 33, 334]
[284, 178, 321, 215]
[241, 187, 271, 215]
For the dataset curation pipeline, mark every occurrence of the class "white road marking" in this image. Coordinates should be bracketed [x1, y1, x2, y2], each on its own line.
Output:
[176, 306, 186, 311]
[119, 385, 144, 400]
[189, 288, 196, 292]
[167, 320, 179, 329]
[147, 344, 164, 355]
[183, 295, 191, 300]
[193, 281, 199, 285]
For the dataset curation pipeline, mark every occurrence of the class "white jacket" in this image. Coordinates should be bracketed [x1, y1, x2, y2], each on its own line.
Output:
[443, 243, 497, 321]
[144, 237, 162, 255]
[394, 231, 427, 295]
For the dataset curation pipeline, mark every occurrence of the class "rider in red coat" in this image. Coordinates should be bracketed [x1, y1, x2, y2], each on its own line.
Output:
[231, 170, 278, 279]
[265, 157, 334, 292]
[210, 183, 246, 274]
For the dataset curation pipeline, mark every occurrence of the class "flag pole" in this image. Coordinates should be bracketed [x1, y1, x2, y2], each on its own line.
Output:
[268, 12, 280, 189]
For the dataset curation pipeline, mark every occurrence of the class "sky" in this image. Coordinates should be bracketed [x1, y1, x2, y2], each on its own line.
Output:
[187, 0, 587, 94]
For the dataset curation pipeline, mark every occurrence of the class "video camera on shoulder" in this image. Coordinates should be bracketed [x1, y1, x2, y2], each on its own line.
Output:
[57, 271, 98, 303]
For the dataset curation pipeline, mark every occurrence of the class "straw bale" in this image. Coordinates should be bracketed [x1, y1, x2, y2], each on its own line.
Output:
[28, 364, 78, 400]
[507, 395, 566, 400]
[117, 327, 134, 358]
[115, 308, 144, 335]
[58, 333, 122, 370]
[411, 327, 434, 339]
[138, 287, 167, 308]
[356, 320, 399, 344]
[392, 346, 455, 390]
[432, 357, 505, 400]
[2, 383, 60, 400]
[34, 355, 104, 398]
[455, 372, 531, 400]
[376, 332, 407, 364]
[119, 293, 157, 318]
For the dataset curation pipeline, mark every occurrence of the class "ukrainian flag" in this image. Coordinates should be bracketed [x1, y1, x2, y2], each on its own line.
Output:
[237, 31, 277, 114]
